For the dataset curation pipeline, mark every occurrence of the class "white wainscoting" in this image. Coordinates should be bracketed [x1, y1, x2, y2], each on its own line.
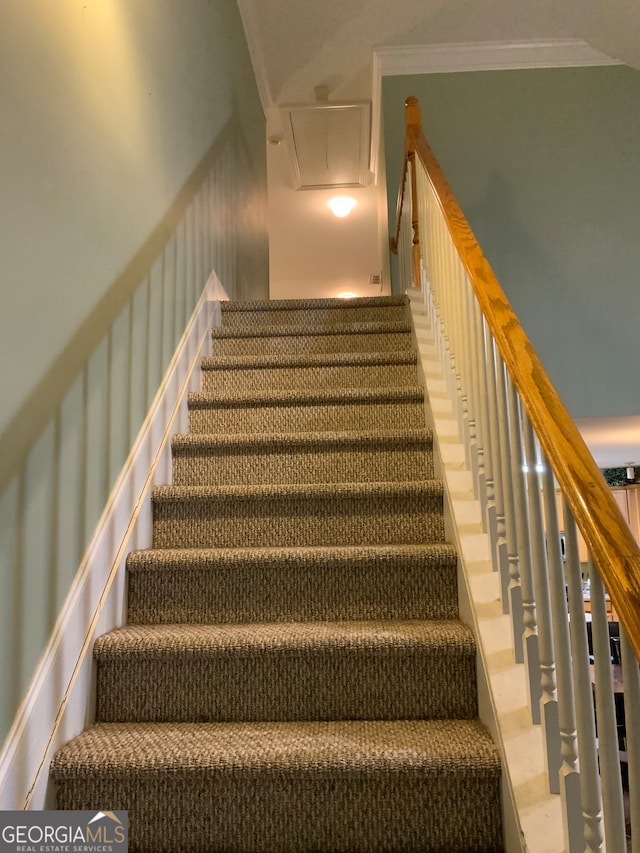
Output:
[0, 278, 226, 810]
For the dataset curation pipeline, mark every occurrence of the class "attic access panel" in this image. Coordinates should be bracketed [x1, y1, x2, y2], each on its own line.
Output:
[283, 102, 371, 190]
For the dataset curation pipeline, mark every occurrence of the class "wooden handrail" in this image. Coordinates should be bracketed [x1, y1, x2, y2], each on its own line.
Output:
[400, 96, 640, 659]
[390, 151, 408, 255]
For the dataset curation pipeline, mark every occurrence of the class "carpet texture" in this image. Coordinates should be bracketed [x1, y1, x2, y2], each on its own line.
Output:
[51, 294, 503, 852]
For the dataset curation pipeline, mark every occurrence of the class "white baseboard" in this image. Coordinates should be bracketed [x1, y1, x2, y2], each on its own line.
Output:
[0, 282, 225, 810]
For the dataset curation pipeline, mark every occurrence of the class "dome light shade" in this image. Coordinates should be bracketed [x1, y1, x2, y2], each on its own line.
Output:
[327, 196, 357, 217]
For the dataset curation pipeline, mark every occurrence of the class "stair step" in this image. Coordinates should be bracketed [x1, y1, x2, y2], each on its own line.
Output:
[93, 620, 477, 723]
[211, 320, 413, 356]
[126, 543, 459, 624]
[51, 719, 503, 853]
[188, 386, 425, 434]
[171, 429, 434, 486]
[151, 481, 445, 549]
[200, 350, 417, 392]
[220, 295, 408, 330]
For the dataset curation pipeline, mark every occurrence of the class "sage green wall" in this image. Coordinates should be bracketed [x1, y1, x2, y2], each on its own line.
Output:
[384, 66, 640, 419]
[0, 0, 267, 439]
[0, 0, 268, 746]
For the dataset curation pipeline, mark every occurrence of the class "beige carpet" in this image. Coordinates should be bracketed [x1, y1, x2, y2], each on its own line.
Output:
[51, 294, 503, 852]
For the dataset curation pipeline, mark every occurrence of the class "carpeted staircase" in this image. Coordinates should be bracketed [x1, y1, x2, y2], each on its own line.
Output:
[51, 294, 503, 852]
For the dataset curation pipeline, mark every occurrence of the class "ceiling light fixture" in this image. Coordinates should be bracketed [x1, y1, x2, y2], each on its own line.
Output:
[327, 196, 356, 218]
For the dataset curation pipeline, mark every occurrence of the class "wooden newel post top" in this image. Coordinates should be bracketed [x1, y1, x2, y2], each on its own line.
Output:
[405, 96, 422, 138]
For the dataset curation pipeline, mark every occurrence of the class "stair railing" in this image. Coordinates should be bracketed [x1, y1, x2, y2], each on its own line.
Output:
[394, 96, 640, 853]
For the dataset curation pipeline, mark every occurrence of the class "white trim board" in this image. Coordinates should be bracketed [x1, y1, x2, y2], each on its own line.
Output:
[375, 38, 621, 77]
[0, 282, 225, 810]
[370, 37, 622, 177]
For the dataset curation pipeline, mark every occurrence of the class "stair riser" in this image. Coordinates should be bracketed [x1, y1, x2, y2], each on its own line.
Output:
[212, 331, 413, 356]
[200, 363, 417, 393]
[171, 443, 433, 486]
[152, 491, 445, 549]
[221, 304, 408, 329]
[127, 558, 458, 624]
[55, 771, 502, 853]
[188, 400, 425, 434]
[95, 648, 477, 723]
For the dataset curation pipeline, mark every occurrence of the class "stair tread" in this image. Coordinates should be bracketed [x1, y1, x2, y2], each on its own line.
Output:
[221, 295, 407, 313]
[171, 429, 432, 451]
[220, 303, 407, 332]
[126, 544, 459, 624]
[212, 319, 412, 339]
[152, 480, 443, 502]
[188, 386, 423, 406]
[201, 350, 416, 371]
[51, 718, 500, 776]
[94, 619, 475, 657]
[126, 542, 456, 570]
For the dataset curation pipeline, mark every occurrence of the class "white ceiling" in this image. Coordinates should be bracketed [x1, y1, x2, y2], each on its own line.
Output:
[237, 0, 640, 111]
[237, 0, 640, 468]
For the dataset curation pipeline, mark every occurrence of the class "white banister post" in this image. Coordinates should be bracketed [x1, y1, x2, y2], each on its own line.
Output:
[523, 413, 560, 791]
[564, 501, 604, 853]
[457, 262, 472, 469]
[451, 253, 466, 439]
[495, 354, 518, 616]
[541, 463, 583, 852]
[478, 318, 497, 557]
[507, 374, 539, 712]
[442, 227, 458, 407]
[589, 563, 627, 853]
[435, 216, 448, 370]
[621, 627, 640, 852]
[472, 301, 490, 530]
[485, 332, 508, 583]
[464, 281, 480, 494]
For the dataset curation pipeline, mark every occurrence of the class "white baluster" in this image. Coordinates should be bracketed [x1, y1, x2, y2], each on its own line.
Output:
[495, 354, 518, 615]
[507, 374, 538, 688]
[464, 280, 480, 495]
[541, 464, 582, 851]
[441, 226, 457, 405]
[621, 627, 639, 852]
[457, 262, 473, 467]
[523, 414, 560, 790]
[564, 500, 604, 853]
[472, 300, 489, 528]
[450, 250, 466, 437]
[589, 562, 627, 853]
[478, 317, 497, 554]
[485, 332, 508, 582]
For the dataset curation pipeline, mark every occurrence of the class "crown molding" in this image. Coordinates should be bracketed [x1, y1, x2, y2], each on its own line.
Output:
[370, 38, 622, 175]
[375, 39, 621, 77]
